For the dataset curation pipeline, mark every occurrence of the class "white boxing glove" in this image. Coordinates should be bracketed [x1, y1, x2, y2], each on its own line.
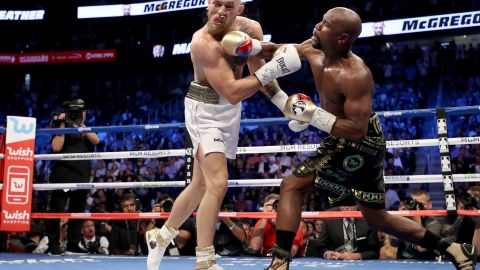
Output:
[254, 44, 301, 86]
[221, 31, 261, 57]
[288, 120, 309, 132]
[284, 93, 337, 133]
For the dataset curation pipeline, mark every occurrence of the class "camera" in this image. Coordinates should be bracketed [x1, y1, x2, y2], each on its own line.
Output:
[402, 197, 424, 210]
[50, 99, 86, 128]
[64, 99, 86, 126]
[86, 241, 99, 254]
[459, 193, 480, 209]
[160, 198, 174, 212]
[272, 199, 279, 211]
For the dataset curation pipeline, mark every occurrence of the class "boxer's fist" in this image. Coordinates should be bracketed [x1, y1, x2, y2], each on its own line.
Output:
[254, 44, 301, 86]
[283, 93, 337, 133]
[221, 31, 261, 57]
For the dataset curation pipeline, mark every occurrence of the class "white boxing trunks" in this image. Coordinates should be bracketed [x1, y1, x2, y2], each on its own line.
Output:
[184, 81, 241, 159]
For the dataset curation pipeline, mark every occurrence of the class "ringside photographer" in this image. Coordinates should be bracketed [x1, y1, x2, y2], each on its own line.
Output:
[393, 190, 443, 260]
[46, 99, 100, 255]
[444, 186, 480, 257]
[148, 195, 196, 256]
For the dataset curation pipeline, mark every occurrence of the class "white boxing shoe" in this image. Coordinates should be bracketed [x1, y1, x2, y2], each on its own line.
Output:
[146, 225, 178, 270]
[194, 259, 224, 270]
[194, 246, 223, 270]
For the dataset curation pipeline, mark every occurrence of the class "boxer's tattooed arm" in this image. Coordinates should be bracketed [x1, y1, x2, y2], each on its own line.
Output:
[237, 24, 255, 38]
[260, 80, 281, 99]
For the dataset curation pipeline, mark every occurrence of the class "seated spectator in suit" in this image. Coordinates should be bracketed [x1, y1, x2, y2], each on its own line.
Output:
[306, 202, 379, 260]
[248, 193, 304, 257]
[77, 219, 109, 254]
[110, 193, 139, 255]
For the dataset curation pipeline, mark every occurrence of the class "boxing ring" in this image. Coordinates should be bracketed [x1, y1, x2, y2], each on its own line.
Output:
[1, 105, 480, 269]
[0, 252, 465, 270]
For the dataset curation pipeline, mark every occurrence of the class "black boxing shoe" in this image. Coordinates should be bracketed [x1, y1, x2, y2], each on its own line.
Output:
[440, 240, 477, 270]
[264, 246, 291, 270]
[47, 244, 65, 256]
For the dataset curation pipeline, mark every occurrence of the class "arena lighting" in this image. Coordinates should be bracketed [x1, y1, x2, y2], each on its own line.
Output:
[360, 10, 480, 38]
[0, 10, 45, 20]
[172, 34, 271, 56]
[77, 0, 253, 19]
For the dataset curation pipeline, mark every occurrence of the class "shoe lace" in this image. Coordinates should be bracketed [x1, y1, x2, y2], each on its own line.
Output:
[266, 256, 289, 270]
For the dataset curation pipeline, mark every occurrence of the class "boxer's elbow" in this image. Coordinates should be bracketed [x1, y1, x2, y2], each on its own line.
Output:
[223, 90, 243, 105]
[347, 126, 368, 141]
[226, 95, 242, 105]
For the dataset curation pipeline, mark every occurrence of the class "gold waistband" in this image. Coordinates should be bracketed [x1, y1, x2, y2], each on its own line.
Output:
[186, 82, 220, 104]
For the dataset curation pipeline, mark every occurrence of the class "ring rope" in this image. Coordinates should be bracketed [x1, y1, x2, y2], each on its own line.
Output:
[0, 105, 477, 136]
[1, 136, 479, 161]
[0, 175, 479, 191]
[29, 209, 480, 220]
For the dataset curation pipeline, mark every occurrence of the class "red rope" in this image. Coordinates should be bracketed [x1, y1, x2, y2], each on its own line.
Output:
[30, 209, 480, 220]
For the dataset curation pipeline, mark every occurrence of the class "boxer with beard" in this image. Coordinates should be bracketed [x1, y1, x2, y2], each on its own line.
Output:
[145, 0, 301, 269]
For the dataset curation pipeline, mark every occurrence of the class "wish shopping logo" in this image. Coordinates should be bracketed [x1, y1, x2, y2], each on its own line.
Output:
[9, 117, 34, 134]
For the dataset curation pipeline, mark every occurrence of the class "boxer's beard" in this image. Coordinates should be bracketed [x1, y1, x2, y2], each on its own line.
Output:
[207, 18, 231, 39]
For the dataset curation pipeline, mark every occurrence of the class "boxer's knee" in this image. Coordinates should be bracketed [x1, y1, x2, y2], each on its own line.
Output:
[205, 176, 228, 199]
[280, 174, 314, 194]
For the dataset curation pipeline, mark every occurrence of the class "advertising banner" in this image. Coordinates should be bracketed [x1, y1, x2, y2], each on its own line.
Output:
[0, 116, 36, 232]
[0, 49, 116, 65]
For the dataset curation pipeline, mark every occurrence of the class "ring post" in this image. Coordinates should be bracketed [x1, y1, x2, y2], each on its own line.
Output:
[436, 108, 456, 215]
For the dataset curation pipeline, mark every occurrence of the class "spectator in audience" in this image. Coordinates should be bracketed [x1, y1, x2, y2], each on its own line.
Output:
[34, 221, 68, 254]
[248, 193, 304, 257]
[242, 220, 253, 241]
[312, 220, 326, 239]
[443, 186, 480, 252]
[470, 152, 480, 173]
[8, 223, 44, 253]
[385, 184, 401, 210]
[214, 202, 248, 256]
[110, 193, 139, 255]
[77, 220, 109, 254]
[306, 204, 379, 260]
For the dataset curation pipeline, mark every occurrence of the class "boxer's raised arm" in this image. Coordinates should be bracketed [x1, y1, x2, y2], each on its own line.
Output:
[256, 40, 311, 60]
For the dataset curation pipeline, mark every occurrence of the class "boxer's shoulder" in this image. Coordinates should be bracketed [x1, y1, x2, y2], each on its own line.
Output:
[191, 30, 221, 50]
[235, 16, 262, 38]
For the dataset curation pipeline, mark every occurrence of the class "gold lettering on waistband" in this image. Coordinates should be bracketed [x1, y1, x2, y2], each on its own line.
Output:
[352, 189, 385, 203]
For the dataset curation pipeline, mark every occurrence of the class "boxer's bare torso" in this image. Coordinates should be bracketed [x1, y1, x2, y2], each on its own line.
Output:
[296, 39, 374, 119]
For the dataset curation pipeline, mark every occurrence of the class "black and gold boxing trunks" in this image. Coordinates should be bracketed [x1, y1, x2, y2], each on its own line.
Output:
[294, 113, 387, 209]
